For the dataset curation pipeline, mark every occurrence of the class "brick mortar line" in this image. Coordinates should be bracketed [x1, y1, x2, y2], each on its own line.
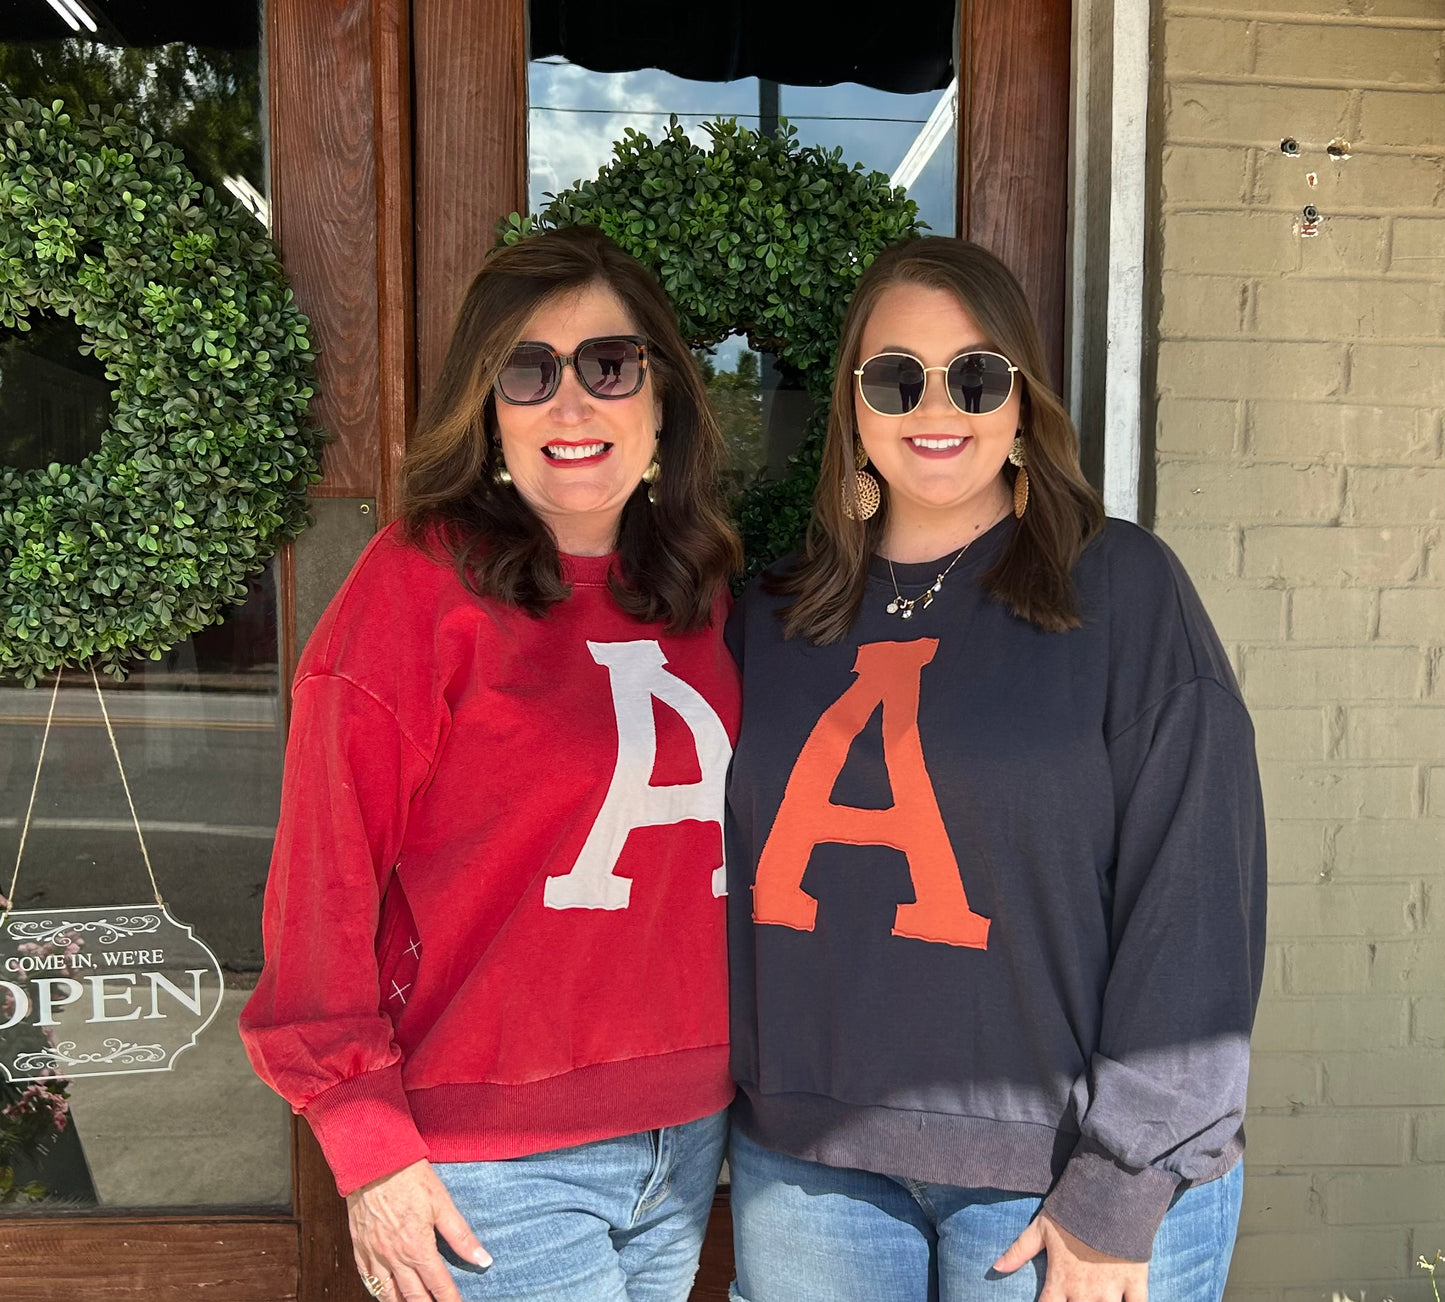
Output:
[1156, 272, 1445, 288]
[1165, 72, 1445, 92]
[1158, 460, 1445, 469]
[1165, 137, 1445, 161]
[1156, 450, 1445, 462]
[1160, 335, 1445, 347]
[1168, 5, 1445, 31]
[1162, 279, 1445, 291]
[1161, 204, 1445, 216]
[1163, 148, 1445, 167]
[1158, 464, 1445, 473]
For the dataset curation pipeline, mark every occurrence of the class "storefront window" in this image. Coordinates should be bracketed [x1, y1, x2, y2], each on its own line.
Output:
[528, 8, 956, 491]
[0, 3, 289, 1211]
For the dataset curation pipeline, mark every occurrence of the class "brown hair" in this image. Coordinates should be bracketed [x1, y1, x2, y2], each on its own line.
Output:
[770, 237, 1105, 643]
[401, 225, 741, 631]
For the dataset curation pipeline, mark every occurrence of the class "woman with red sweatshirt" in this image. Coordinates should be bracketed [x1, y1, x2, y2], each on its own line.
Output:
[240, 226, 741, 1302]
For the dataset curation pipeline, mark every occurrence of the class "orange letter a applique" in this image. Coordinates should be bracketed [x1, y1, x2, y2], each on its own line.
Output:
[752, 638, 990, 949]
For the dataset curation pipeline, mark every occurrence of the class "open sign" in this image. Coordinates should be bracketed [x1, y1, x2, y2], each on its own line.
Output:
[0, 906, 224, 1081]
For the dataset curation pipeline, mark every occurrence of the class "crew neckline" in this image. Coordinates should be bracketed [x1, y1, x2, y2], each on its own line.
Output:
[559, 551, 618, 586]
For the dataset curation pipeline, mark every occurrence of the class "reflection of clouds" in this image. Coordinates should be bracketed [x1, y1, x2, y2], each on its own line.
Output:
[528, 63, 953, 233]
[701, 332, 751, 372]
[530, 63, 756, 209]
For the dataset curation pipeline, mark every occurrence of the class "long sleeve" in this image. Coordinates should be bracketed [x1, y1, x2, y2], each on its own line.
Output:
[239, 669, 435, 1194]
[1041, 675, 1267, 1260]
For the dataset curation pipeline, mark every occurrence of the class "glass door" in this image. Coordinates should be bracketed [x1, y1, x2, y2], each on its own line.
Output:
[0, 2, 291, 1219]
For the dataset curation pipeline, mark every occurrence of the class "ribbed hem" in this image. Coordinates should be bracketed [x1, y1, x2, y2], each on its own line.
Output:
[303, 1065, 430, 1196]
[412, 1045, 734, 1164]
[736, 1085, 1244, 1262]
[733, 1086, 1069, 1194]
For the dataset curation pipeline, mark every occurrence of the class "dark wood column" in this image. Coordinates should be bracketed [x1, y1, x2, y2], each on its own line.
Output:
[268, 0, 414, 1296]
[412, 0, 528, 405]
[960, 0, 1073, 389]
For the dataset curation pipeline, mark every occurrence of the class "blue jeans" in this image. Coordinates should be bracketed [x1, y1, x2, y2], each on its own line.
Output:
[432, 1109, 727, 1301]
[728, 1129, 1244, 1302]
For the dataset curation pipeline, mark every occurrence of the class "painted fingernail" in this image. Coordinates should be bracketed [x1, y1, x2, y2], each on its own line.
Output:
[474, 1248, 493, 1267]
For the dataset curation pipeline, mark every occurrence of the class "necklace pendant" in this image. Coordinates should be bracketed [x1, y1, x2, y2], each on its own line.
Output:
[886, 600, 899, 614]
[921, 590, 934, 609]
[900, 606, 913, 619]
[931, 579, 943, 593]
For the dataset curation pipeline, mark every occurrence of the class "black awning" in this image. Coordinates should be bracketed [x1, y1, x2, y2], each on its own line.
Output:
[0, 2, 257, 50]
[530, 0, 955, 93]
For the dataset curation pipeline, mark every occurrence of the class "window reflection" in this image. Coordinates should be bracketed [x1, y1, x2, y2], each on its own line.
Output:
[696, 337, 763, 495]
[0, 312, 112, 473]
[530, 62, 955, 235]
[529, 44, 956, 492]
[0, 1, 289, 1212]
[0, 17, 266, 227]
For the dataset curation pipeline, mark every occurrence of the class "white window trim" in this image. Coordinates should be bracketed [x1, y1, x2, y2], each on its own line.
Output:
[1066, 0, 1150, 524]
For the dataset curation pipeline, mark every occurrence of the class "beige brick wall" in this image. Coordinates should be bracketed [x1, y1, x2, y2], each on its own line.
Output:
[1150, 2, 1445, 1298]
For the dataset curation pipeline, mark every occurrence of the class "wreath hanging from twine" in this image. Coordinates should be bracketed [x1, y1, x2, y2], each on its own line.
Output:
[504, 118, 926, 573]
[0, 97, 321, 685]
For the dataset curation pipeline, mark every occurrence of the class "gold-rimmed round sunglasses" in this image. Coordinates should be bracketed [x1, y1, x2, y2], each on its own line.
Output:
[854, 349, 1018, 417]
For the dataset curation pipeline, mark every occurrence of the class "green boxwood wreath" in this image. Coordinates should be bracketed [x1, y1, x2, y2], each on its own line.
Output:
[0, 97, 321, 684]
[503, 118, 926, 574]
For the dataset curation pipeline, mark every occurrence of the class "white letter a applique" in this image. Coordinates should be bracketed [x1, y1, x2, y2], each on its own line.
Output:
[543, 640, 731, 910]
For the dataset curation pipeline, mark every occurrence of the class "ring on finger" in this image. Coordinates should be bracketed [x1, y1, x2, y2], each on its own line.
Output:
[360, 1273, 389, 1298]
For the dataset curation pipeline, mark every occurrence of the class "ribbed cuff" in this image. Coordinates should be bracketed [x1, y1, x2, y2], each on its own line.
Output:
[302, 1066, 430, 1196]
[1041, 1138, 1181, 1262]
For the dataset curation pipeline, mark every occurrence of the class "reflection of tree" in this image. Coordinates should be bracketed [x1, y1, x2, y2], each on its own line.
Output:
[0, 947, 80, 1206]
[0, 312, 112, 473]
[695, 350, 765, 495]
[0, 38, 262, 198]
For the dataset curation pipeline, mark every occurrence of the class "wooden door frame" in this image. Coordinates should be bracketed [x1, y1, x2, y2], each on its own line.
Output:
[0, 1, 414, 1296]
[0, 3, 1068, 1296]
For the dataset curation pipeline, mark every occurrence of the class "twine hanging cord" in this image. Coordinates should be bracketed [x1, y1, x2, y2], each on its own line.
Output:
[1, 665, 165, 928]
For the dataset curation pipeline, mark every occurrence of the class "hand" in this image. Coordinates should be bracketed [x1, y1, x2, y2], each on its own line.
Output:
[994, 1211, 1148, 1302]
[346, 1158, 492, 1302]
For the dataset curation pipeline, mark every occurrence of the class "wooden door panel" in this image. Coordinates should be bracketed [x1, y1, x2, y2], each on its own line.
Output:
[0, 3, 1070, 1297]
[0, 1219, 298, 1301]
[268, 0, 382, 500]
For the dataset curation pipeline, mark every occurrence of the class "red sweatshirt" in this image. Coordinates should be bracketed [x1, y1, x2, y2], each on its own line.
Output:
[240, 524, 738, 1194]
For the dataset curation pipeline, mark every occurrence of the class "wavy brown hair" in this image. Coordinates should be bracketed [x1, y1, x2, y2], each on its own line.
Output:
[771, 237, 1105, 643]
[402, 225, 741, 631]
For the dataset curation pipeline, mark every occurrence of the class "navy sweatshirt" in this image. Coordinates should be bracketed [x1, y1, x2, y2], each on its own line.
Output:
[725, 516, 1266, 1261]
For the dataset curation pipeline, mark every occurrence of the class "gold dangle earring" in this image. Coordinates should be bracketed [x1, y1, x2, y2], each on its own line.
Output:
[842, 439, 880, 521]
[1008, 434, 1029, 519]
[642, 453, 661, 504]
[492, 447, 512, 487]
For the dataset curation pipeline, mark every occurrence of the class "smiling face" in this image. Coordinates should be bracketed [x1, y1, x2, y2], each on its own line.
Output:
[494, 283, 661, 556]
[854, 281, 1019, 558]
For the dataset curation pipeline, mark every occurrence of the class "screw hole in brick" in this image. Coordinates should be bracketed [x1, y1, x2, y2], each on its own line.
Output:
[1280, 137, 1300, 156]
[1327, 138, 1351, 160]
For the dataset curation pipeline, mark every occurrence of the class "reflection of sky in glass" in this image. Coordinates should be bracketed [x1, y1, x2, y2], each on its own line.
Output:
[528, 61, 955, 237]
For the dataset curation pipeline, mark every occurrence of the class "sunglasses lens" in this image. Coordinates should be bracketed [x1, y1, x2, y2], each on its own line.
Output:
[947, 352, 1014, 414]
[859, 354, 927, 415]
[498, 344, 558, 404]
[576, 338, 644, 399]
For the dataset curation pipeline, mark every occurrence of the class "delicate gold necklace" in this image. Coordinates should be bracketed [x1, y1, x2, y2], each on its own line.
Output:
[885, 541, 972, 620]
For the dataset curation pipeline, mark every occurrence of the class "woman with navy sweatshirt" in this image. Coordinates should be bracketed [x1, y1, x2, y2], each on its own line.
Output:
[725, 238, 1266, 1302]
[241, 227, 741, 1302]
